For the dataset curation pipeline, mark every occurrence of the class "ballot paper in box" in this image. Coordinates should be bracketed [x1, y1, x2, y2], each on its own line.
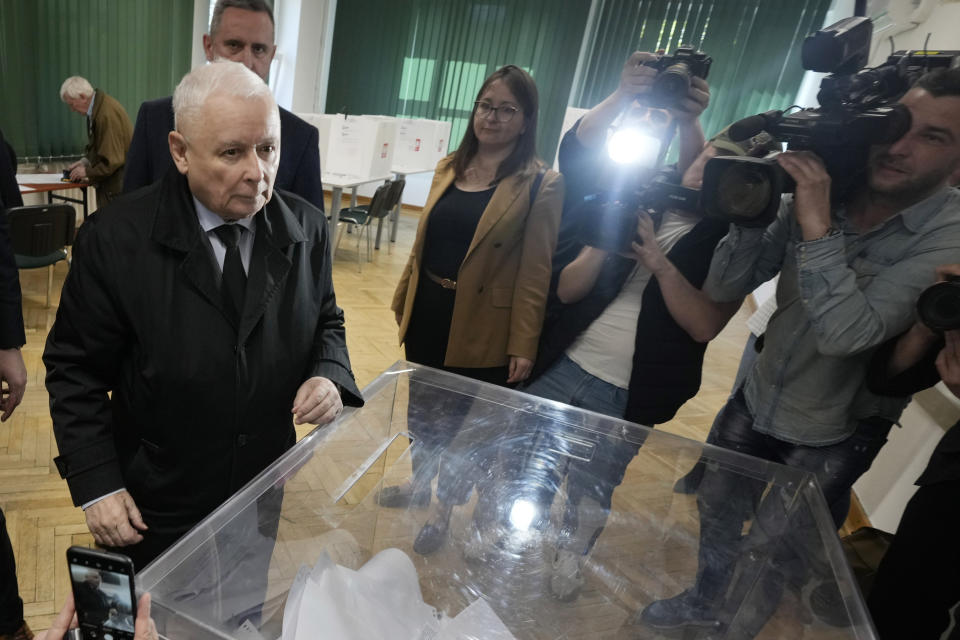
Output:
[137, 361, 878, 640]
[392, 118, 452, 170]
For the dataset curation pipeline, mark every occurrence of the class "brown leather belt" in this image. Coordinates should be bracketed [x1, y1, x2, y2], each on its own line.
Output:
[424, 268, 457, 290]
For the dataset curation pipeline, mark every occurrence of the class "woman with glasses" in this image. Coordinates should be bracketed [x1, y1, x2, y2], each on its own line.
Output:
[384, 65, 563, 552]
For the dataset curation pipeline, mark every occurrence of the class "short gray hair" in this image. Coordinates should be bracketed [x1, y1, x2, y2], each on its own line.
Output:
[60, 76, 93, 101]
[209, 0, 275, 39]
[172, 60, 276, 134]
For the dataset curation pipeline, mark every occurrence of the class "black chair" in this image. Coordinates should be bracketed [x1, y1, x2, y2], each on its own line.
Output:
[374, 177, 406, 254]
[336, 181, 394, 272]
[7, 204, 76, 307]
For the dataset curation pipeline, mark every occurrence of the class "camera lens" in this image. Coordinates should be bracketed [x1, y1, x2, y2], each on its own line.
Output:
[714, 162, 773, 221]
[917, 281, 960, 332]
[653, 63, 692, 103]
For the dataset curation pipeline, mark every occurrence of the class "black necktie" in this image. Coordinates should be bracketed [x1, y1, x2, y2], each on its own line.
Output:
[213, 224, 247, 322]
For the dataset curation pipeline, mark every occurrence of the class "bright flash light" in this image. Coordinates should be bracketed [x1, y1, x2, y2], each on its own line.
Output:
[607, 127, 662, 167]
[508, 499, 537, 531]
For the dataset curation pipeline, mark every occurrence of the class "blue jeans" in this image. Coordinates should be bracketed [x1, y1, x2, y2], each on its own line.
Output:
[693, 389, 892, 631]
[520, 356, 636, 551]
[523, 355, 629, 418]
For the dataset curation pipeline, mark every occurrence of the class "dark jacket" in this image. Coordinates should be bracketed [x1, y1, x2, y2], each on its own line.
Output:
[122, 96, 325, 212]
[532, 217, 728, 426]
[0, 128, 25, 349]
[868, 335, 960, 486]
[44, 169, 361, 532]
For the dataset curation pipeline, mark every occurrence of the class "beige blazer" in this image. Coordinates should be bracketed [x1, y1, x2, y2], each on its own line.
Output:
[391, 158, 564, 368]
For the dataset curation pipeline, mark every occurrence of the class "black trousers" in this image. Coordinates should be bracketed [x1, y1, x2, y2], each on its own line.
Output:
[868, 479, 960, 640]
[0, 507, 24, 634]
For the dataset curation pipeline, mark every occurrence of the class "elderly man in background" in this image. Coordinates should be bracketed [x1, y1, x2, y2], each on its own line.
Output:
[60, 76, 133, 205]
[44, 60, 362, 570]
[123, 0, 324, 211]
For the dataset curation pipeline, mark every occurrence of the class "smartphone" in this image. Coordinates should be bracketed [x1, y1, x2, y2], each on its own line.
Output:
[67, 546, 137, 640]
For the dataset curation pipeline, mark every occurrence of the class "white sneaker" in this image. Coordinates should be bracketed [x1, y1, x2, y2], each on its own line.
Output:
[550, 549, 585, 601]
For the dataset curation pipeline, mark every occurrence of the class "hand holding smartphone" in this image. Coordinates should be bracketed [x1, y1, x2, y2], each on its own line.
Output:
[67, 546, 138, 640]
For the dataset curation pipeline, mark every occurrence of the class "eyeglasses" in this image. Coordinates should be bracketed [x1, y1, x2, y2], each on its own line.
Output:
[474, 101, 521, 123]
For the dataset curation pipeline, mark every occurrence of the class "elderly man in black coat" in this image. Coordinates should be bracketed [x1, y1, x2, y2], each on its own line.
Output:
[44, 60, 362, 570]
[122, 0, 324, 211]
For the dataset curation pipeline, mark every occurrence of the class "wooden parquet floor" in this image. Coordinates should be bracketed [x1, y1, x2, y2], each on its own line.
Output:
[1, 198, 755, 633]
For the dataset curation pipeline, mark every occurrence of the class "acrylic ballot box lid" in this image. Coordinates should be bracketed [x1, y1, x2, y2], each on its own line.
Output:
[137, 362, 876, 639]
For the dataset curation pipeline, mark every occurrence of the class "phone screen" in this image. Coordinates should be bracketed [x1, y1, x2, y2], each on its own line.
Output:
[68, 562, 136, 639]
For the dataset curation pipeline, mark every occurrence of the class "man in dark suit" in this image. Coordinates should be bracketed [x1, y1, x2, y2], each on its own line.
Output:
[0, 127, 31, 640]
[44, 61, 362, 570]
[73, 571, 114, 626]
[123, 0, 324, 212]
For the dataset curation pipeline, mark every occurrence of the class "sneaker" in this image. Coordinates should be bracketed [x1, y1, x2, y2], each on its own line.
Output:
[377, 484, 431, 508]
[0, 621, 34, 640]
[549, 549, 585, 602]
[636, 590, 720, 630]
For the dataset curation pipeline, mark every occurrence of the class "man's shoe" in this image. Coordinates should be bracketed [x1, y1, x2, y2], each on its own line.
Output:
[636, 590, 720, 630]
[549, 549, 585, 602]
[413, 520, 449, 555]
[377, 484, 431, 508]
[0, 621, 34, 640]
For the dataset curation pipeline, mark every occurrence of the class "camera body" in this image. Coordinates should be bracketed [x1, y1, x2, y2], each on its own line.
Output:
[644, 46, 712, 109]
[578, 173, 700, 252]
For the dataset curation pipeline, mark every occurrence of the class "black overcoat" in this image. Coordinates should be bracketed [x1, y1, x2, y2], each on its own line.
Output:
[44, 170, 362, 534]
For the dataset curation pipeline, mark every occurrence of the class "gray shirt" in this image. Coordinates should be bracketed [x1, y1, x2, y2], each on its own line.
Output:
[705, 188, 960, 446]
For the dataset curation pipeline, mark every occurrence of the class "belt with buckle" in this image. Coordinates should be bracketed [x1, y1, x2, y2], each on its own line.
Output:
[424, 268, 457, 290]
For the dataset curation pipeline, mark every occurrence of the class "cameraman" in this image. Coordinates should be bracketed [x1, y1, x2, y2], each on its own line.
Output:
[863, 265, 960, 639]
[643, 68, 960, 632]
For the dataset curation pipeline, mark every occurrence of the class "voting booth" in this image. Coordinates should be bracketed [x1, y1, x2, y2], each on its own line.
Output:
[139, 362, 877, 640]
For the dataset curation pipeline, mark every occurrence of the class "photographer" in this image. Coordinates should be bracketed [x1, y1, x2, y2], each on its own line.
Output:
[551, 51, 710, 274]
[523, 131, 771, 600]
[863, 264, 960, 639]
[642, 68, 960, 632]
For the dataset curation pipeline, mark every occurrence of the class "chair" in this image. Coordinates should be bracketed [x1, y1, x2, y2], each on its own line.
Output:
[374, 178, 406, 254]
[7, 204, 76, 307]
[336, 181, 394, 272]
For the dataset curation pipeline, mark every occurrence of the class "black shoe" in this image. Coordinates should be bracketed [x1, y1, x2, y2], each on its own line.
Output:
[377, 484, 431, 508]
[808, 580, 850, 627]
[636, 590, 720, 630]
[413, 519, 449, 555]
[673, 461, 706, 494]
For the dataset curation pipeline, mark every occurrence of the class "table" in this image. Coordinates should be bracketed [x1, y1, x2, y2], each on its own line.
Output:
[16, 173, 91, 219]
[138, 361, 876, 639]
[374, 164, 436, 250]
[322, 172, 394, 236]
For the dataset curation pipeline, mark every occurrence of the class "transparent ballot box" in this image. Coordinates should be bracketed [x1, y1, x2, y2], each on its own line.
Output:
[138, 362, 876, 639]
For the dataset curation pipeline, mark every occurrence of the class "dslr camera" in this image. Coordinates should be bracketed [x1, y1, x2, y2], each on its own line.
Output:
[643, 46, 712, 109]
[700, 16, 960, 227]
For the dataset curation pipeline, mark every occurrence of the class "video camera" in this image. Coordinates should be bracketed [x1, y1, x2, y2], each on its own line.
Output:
[700, 16, 960, 227]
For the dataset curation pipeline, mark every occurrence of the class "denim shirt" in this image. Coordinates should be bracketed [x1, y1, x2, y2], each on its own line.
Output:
[705, 188, 960, 446]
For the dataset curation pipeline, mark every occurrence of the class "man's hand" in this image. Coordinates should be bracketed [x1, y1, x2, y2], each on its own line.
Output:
[292, 376, 343, 425]
[936, 330, 960, 399]
[0, 347, 27, 422]
[615, 51, 659, 102]
[36, 592, 159, 640]
[669, 76, 710, 123]
[776, 151, 833, 241]
[507, 356, 533, 384]
[85, 490, 148, 547]
[624, 212, 670, 275]
[70, 164, 88, 180]
[935, 264, 960, 283]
